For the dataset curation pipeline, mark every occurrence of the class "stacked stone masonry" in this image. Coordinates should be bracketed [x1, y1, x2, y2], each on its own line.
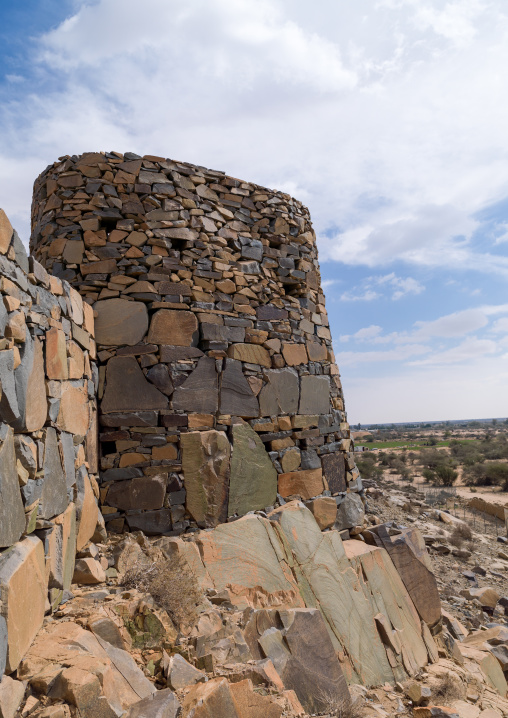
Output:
[30, 151, 362, 536]
[0, 208, 100, 678]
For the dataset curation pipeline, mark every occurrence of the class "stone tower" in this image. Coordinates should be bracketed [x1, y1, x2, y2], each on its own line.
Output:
[30, 152, 362, 535]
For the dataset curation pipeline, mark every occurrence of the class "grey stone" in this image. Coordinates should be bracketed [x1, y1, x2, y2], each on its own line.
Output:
[94, 298, 149, 346]
[14, 435, 39, 482]
[40, 427, 69, 520]
[146, 364, 174, 396]
[0, 428, 25, 548]
[301, 449, 321, 470]
[102, 467, 143, 481]
[100, 411, 159, 427]
[299, 375, 330, 415]
[0, 350, 20, 424]
[12, 230, 29, 274]
[335, 492, 364, 531]
[60, 432, 76, 489]
[200, 324, 245, 343]
[172, 357, 218, 414]
[219, 359, 259, 418]
[229, 422, 277, 517]
[126, 509, 173, 535]
[0, 615, 6, 678]
[167, 654, 205, 691]
[321, 452, 347, 494]
[259, 369, 299, 416]
[125, 689, 180, 718]
[14, 333, 47, 432]
[102, 356, 168, 413]
[106, 476, 167, 511]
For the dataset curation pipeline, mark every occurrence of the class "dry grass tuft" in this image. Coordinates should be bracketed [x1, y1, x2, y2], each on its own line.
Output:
[121, 553, 202, 629]
[317, 688, 366, 717]
[432, 673, 465, 703]
[449, 523, 473, 548]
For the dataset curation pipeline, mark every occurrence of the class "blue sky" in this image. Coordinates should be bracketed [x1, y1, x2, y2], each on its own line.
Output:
[1, 0, 507, 424]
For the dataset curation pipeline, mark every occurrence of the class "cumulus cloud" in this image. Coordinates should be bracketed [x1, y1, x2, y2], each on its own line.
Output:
[340, 272, 424, 302]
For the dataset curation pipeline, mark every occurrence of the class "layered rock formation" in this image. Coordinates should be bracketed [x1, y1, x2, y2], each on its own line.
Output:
[30, 152, 361, 536]
[0, 209, 100, 678]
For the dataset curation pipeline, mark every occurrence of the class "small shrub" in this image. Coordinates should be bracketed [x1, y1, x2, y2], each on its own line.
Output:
[432, 673, 465, 703]
[122, 553, 202, 629]
[449, 523, 472, 548]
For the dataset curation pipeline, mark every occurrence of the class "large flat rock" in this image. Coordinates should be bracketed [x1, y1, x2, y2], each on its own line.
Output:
[147, 309, 198, 346]
[94, 298, 148, 346]
[181, 430, 230, 528]
[102, 356, 168, 413]
[219, 359, 259, 418]
[229, 421, 277, 517]
[0, 536, 47, 673]
[259, 369, 299, 416]
[0, 427, 25, 548]
[172, 357, 218, 414]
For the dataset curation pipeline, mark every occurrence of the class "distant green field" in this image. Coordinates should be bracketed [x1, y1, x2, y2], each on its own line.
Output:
[360, 438, 479, 450]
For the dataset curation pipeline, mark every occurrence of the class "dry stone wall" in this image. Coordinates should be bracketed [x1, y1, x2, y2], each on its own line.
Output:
[0, 209, 100, 679]
[30, 151, 362, 536]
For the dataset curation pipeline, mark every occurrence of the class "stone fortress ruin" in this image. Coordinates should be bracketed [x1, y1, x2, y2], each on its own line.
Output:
[0, 152, 471, 717]
[30, 151, 362, 535]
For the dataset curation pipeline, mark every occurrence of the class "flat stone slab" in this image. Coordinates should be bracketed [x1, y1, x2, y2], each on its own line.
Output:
[40, 427, 69, 520]
[102, 356, 168, 413]
[94, 298, 149, 346]
[299, 375, 330, 415]
[259, 369, 299, 416]
[172, 357, 218, 414]
[219, 359, 259, 418]
[181, 430, 230, 528]
[0, 536, 46, 673]
[0, 427, 25, 548]
[229, 421, 277, 517]
[147, 309, 198, 346]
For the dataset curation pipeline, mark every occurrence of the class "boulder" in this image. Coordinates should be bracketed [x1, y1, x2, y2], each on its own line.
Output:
[307, 496, 337, 530]
[94, 298, 149, 346]
[258, 609, 350, 714]
[166, 654, 204, 691]
[0, 675, 25, 718]
[181, 431, 230, 527]
[278, 468, 324, 500]
[335, 492, 364, 531]
[229, 678, 283, 718]
[181, 677, 239, 718]
[106, 475, 167, 512]
[125, 689, 181, 718]
[321, 452, 347, 494]
[228, 421, 277, 517]
[73, 557, 106, 585]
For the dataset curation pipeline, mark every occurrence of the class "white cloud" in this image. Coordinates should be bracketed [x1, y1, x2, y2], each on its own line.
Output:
[413, 308, 489, 338]
[409, 336, 498, 365]
[340, 289, 380, 302]
[491, 317, 508, 333]
[340, 325, 383, 342]
[337, 343, 430, 366]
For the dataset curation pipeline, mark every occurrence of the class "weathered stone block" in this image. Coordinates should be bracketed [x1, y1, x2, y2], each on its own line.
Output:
[278, 469, 324, 500]
[0, 536, 46, 673]
[321, 452, 347, 494]
[299, 376, 330, 415]
[147, 309, 198, 346]
[181, 431, 230, 527]
[0, 427, 25, 548]
[40, 427, 69, 520]
[106, 475, 167, 511]
[94, 298, 148, 346]
[259, 369, 299, 416]
[102, 356, 168, 413]
[56, 383, 90, 436]
[227, 344, 271, 367]
[172, 357, 218, 414]
[219, 359, 259, 418]
[229, 422, 277, 517]
[335, 492, 364, 530]
[45, 327, 68, 380]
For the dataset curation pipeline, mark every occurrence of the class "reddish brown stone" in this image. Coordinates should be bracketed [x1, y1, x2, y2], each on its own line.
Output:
[278, 469, 324, 500]
[147, 309, 198, 346]
[45, 327, 68, 380]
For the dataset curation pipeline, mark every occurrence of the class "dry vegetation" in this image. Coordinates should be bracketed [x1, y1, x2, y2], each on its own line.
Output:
[122, 553, 202, 628]
[431, 673, 466, 704]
